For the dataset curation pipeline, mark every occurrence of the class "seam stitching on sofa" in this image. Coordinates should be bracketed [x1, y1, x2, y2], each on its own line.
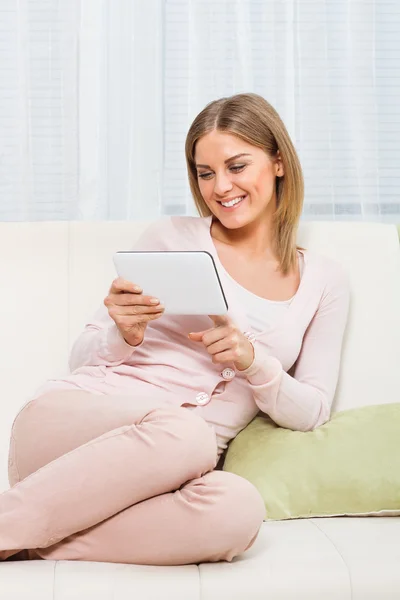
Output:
[310, 520, 353, 600]
[67, 221, 71, 365]
[197, 564, 202, 600]
[52, 560, 57, 600]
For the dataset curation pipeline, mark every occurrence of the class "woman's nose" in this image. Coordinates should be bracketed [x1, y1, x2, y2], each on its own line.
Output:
[214, 173, 233, 196]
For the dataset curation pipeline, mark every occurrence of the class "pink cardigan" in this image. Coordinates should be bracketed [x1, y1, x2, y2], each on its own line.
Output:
[34, 216, 350, 457]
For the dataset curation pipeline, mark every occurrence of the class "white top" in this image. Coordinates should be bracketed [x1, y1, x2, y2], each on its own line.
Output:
[219, 252, 305, 333]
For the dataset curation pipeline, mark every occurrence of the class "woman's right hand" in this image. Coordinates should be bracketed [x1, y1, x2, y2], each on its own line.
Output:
[104, 277, 165, 347]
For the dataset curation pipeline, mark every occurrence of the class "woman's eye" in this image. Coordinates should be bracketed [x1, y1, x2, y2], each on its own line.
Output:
[198, 165, 245, 179]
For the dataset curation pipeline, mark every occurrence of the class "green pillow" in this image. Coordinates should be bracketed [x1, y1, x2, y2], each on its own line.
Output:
[223, 404, 400, 520]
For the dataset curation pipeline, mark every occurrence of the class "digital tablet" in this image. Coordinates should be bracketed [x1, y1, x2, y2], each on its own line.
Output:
[113, 251, 228, 315]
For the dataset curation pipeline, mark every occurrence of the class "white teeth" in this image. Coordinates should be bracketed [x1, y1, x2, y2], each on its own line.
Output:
[221, 196, 244, 207]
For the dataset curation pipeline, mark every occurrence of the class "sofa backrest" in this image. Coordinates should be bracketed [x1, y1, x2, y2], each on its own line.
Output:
[0, 220, 399, 492]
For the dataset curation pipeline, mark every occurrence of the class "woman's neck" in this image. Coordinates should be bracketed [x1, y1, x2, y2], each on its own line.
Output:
[211, 215, 277, 263]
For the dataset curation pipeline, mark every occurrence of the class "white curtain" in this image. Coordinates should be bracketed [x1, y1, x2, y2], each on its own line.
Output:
[0, 0, 399, 222]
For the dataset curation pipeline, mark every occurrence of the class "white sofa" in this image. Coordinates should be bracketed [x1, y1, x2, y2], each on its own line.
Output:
[1, 219, 400, 599]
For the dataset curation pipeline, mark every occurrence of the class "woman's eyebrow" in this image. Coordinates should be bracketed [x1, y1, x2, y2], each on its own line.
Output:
[195, 153, 252, 169]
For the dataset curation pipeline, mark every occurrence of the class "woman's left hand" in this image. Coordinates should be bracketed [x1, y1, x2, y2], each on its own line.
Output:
[188, 315, 254, 371]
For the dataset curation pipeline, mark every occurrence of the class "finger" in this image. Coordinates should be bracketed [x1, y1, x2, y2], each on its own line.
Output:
[209, 314, 232, 327]
[189, 326, 231, 345]
[211, 350, 235, 364]
[112, 294, 161, 307]
[188, 330, 208, 341]
[110, 278, 142, 294]
[118, 311, 164, 328]
[188, 325, 217, 341]
[116, 304, 165, 316]
[141, 311, 165, 321]
[206, 337, 232, 356]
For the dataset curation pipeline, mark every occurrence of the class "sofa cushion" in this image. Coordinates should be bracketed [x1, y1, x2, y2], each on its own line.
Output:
[296, 222, 400, 413]
[224, 403, 400, 520]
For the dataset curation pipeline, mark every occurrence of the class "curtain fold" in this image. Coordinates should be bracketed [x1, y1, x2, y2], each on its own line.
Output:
[0, 0, 399, 222]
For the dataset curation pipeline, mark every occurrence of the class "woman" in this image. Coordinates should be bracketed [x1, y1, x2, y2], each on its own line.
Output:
[1, 93, 349, 564]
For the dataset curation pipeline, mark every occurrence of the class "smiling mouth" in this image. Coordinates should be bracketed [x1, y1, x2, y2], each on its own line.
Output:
[218, 195, 247, 208]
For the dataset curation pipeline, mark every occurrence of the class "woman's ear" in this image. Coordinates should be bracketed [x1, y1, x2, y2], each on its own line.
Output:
[275, 150, 284, 177]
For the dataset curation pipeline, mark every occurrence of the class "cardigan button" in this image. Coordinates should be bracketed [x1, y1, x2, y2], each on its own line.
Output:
[221, 367, 235, 381]
[195, 392, 210, 406]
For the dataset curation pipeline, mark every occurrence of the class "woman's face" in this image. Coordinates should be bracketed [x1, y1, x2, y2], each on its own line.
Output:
[194, 130, 283, 229]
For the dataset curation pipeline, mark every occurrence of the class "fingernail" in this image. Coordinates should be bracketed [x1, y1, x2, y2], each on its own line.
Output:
[150, 298, 160, 305]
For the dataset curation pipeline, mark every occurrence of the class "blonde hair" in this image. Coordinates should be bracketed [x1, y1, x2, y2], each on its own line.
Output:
[185, 93, 304, 274]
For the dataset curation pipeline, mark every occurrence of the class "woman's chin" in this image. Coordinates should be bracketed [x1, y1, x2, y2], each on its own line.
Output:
[219, 214, 252, 230]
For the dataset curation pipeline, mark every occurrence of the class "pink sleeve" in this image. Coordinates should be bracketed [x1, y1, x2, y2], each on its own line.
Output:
[240, 264, 350, 431]
[68, 306, 144, 371]
[68, 218, 169, 372]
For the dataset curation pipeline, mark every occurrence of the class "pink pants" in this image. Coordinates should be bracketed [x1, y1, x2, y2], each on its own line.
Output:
[1, 390, 265, 565]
